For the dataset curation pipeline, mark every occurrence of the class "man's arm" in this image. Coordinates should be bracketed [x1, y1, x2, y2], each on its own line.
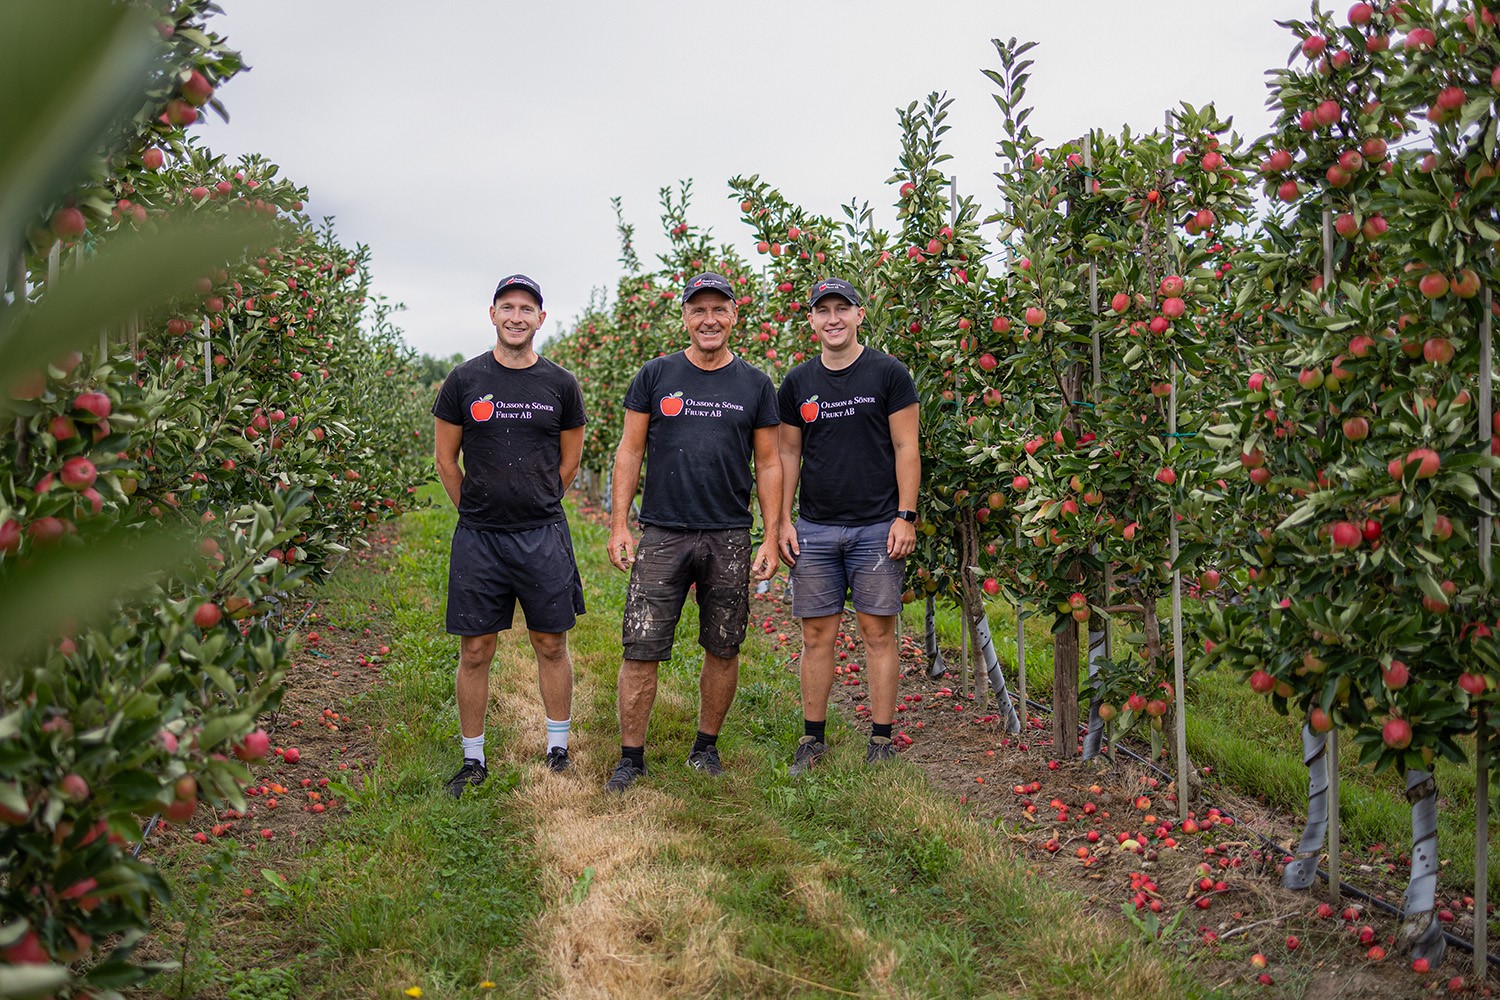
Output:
[751, 424, 783, 581]
[559, 425, 584, 493]
[607, 410, 650, 571]
[434, 417, 464, 509]
[776, 423, 803, 567]
[887, 402, 920, 559]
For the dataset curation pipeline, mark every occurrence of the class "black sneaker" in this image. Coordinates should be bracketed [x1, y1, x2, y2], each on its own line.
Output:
[788, 736, 828, 775]
[604, 757, 646, 793]
[865, 737, 896, 764]
[545, 747, 571, 773]
[445, 758, 487, 798]
[685, 744, 724, 776]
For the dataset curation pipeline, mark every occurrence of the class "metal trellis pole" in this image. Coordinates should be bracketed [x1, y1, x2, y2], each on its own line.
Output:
[1321, 197, 1342, 906]
[1477, 274, 1493, 981]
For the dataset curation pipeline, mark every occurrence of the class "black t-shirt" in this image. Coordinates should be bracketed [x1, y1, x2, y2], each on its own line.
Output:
[777, 347, 919, 526]
[432, 352, 587, 532]
[623, 351, 779, 530]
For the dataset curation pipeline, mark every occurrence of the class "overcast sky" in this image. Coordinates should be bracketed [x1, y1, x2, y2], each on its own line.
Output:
[197, 1, 1295, 361]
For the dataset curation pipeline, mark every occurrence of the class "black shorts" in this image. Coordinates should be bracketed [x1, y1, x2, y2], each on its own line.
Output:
[445, 521, 585, 636]
[622, 526, 751, 661]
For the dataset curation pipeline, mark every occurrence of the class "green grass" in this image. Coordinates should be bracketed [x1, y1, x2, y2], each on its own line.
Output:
[138, 492, 1243, 999]
[902, 593, 1494, 899]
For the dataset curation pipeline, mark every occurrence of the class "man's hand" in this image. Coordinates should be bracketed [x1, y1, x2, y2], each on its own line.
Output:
[887, 517, 917, 560]
[752, 538, 779, 582]
[777, 518, 799, 567]
[608, 527, 637, 572]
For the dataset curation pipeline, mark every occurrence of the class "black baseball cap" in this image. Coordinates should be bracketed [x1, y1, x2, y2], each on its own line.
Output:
[682, 272, 736, 303]
[809, 277, 863, 306]
[493, 273, 543, 307]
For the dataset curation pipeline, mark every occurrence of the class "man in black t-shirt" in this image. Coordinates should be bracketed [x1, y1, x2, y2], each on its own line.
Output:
[776, 278, 920, 774]
[432, 274, 588, 797]
[603, 272, 782, 792]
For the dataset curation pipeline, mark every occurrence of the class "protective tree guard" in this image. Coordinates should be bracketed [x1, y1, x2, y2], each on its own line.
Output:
[924, 593, 946, 680]
[1282, 725, 1329, 892]
[970, 613, 1022, 734]
[1081, 621, 1108, 760]
[1397, 769, 1445, 967]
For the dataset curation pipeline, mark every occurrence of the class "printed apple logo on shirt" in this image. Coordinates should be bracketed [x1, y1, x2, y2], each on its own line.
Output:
[800, 395, 819, 423]
[660, 390, 684, 417]
[470, 394, 495, 421]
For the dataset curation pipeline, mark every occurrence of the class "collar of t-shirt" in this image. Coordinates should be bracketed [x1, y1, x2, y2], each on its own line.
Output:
[817, 344, 866, 375]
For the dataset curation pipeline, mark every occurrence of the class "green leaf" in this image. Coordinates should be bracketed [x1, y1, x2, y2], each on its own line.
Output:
[0, 528, 196, 669]
[0, 964, 73, 999]
[0, 215, 279, 387]
[0, 0, 157, 263]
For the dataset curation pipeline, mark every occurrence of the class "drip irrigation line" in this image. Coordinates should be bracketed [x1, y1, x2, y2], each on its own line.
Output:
[1008, 689, 1499, 968]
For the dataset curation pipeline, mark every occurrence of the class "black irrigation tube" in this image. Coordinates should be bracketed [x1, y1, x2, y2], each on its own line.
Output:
[131, 552, 349, 861]
[1008, 689, 1500, 968]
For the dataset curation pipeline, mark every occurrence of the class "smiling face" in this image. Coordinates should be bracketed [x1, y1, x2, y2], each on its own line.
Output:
[808, 295, 865, 352]
[682, 290, 737, 356]
[489, 289, 545, 351]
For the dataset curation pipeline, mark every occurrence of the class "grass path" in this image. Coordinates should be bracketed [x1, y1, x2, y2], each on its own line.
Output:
[140, 496, 1242, 999]
[318, 499, 1231, 998]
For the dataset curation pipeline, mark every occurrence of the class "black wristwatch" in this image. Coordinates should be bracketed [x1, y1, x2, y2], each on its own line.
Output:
[895, 510, 917, 522]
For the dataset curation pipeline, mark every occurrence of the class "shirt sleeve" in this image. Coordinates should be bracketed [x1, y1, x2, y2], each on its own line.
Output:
[885, 356, 919, 413]
[562, 372, 588, 429]
[754, 371, 781, 429]
[776, 371, 802, 428]
[623, 361, 653, 414]
[432, 367, 465, 424]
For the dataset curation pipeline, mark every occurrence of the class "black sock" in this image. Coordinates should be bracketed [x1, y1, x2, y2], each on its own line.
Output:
[871, 722, 893, 740]
[691, 731, 717, 754]
[622, 745, 645, 769]
[804, 719, 827, 743]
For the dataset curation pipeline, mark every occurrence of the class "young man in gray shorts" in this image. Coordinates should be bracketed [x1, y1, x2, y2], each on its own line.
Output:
[433, 274, 587, 796]
[776, 278, 920, 772]
[604, 272, 782, 792]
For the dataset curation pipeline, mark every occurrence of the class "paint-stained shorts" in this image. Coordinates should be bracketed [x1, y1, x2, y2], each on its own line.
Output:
[788, 518, 903, 619]
[445, 522, 586, 635]
[622, 526, 751, 661]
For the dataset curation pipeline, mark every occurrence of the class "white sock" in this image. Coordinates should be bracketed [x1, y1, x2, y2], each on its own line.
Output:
[461, 733, 485, 762]
[545, 717, 571, 752]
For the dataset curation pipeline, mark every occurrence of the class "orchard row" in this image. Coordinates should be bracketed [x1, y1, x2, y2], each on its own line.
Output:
[550, 3, 1499, 788]
[0, 1, 430, 991]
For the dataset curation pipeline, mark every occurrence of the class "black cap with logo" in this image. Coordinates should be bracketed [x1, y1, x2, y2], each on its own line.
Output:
[682, 272, 737, 303]
[493, 273, 543, 307]
[809, 277, 863, 307]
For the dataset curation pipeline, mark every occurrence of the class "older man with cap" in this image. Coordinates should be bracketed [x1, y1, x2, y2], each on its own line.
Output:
[776, 277, 920, 774]
[603, 272, 782, 792]
[432, 273, 588, 796]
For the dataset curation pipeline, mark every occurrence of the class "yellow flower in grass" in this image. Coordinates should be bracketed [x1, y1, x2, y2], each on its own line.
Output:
[404, 989, 423, 998]
[480, 983, 496, 991]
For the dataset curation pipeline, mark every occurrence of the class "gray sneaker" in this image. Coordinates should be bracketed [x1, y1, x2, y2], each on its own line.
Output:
[685, 744, 724, 776]
[865, 737, 896, 764]
[604, 757, 646, 793]
[788, 736, 829, 775]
